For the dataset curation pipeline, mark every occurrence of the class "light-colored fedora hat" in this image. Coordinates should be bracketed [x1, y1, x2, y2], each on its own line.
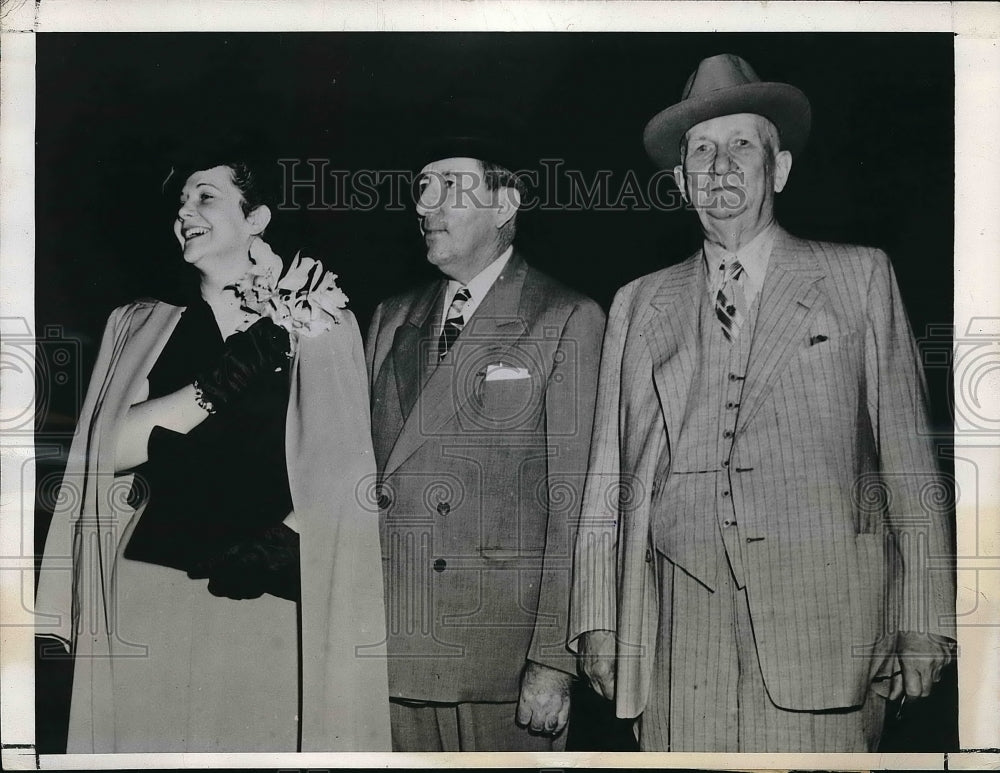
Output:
[643, 53, 811, 169]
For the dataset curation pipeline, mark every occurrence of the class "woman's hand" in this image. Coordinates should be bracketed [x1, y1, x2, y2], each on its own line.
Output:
[194, 317, 291, 413]
[188, 524, 300, 601]
[115, 318, 291, 472]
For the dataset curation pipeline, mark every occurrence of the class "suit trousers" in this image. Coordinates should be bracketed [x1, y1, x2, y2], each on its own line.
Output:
[389, 698, 567, 752]
[640, 554, 885, 751]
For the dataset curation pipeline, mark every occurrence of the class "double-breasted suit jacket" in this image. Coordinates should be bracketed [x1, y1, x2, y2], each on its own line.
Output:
[367, 251, 605, 702]
[570, 228, 955, 717]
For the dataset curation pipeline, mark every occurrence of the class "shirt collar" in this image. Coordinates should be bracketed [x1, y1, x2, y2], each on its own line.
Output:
[443, 245, 514, 321]
[702, 223, 777, 302]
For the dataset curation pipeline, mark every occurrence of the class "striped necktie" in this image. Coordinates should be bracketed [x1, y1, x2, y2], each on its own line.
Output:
[438, 287, 471, 358]
[715, 258, 747, 341]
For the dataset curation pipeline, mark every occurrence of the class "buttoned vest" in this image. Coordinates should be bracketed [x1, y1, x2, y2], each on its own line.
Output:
[651, 282, 759, 590]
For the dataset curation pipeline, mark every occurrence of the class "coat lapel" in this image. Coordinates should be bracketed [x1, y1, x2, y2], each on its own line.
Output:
[383, 253, 529, 476]
[644, 253, 702, 447]
[391, 282, 445, 421]
[737, 229, 826, 430]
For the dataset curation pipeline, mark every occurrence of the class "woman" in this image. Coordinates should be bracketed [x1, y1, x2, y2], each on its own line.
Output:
[35, 156, 390, 752]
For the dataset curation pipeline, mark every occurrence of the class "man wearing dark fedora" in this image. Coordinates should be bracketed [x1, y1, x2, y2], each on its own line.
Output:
[366, 132, 605, 750]
[569, 53, 955, 750]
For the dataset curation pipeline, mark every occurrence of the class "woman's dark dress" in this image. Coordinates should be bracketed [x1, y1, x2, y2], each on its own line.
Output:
[124, 298, 293, 572]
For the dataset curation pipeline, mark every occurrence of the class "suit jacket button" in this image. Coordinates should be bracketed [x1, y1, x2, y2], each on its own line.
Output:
[433, 558, 447, 573]
[436, 501, 451, 516]
[644, 548, 653, 563]
[377, 492, 392, 509]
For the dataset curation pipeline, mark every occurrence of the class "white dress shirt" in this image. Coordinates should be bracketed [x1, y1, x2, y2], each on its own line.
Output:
[702, 223, 777, 309]
[439, 246, 514, 334]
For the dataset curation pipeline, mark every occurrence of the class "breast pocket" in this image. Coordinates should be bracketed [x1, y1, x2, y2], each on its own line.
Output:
[777, 330, 865, 429]
[786, 331, 864, 385]
[473, 375, 544, 432]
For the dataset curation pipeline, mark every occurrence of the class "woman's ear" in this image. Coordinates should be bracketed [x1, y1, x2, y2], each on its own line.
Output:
[246, 204, 272, 235]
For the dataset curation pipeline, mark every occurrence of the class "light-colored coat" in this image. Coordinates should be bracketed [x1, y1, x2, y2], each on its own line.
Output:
[36, 300, 390, 751]
[367, 252, 605, 702]
[569, 228, 955, 717]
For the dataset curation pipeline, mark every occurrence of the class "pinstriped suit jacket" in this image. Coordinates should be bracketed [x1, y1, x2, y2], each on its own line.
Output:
[569, 227, 955, 716]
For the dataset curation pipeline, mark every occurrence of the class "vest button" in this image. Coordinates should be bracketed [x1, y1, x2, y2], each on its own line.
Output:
[726, 401, 738, 409]
[723, 519, 736, 527]
[723, 430, 734, 439]
[721, 459, 729, 468]
[722, 490, 731, 498]
[436, 501, 451, 516]
[433, 558, 447, 572]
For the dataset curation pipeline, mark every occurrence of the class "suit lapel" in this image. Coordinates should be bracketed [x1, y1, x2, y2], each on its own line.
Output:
[391, 282, 445, 421]
[383, 253, 529, 476]
[644, 252, 702, 447]
[737, 229, 826, 429]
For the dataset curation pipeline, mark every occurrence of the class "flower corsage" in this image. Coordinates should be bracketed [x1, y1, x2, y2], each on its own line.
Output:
[231, 237, 349, 352]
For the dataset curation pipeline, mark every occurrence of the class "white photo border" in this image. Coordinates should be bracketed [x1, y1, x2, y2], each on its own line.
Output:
[2, 1, 997, 770]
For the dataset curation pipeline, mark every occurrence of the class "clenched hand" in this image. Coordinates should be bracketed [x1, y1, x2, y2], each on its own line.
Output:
[891, 630, 956, 700]
[577, 629, 616, 701]
[516, 661, 572, 735]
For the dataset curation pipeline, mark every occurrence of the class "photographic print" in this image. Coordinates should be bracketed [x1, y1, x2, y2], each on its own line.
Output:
[2, 2, 997, 770]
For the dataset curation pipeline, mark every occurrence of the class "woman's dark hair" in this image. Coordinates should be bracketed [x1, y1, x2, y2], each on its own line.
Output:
[225, 160, 270, 216]
[162, 129, 281, 216]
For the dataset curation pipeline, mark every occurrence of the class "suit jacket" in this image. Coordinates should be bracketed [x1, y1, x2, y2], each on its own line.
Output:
[569, 228, 955, 716]
[36, 300, 390, 751]
[367, 251, 605, 702]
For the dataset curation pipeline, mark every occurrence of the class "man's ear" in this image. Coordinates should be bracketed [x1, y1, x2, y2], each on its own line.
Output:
[495, 185, 520, 229]
[773, 150, 793, 193]
[673, 165, 689, 204]
[246, 204, 272, 235]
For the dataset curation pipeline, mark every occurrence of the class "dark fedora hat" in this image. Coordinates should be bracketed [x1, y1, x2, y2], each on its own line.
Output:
[643, 53, 811, 169]
[408, 96, 535, 180]
[420, 133, 526, 177]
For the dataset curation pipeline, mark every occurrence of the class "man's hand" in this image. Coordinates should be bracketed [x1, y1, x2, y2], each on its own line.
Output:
[516, 661, 572, 735]
[891, 630, 956, 700]
[577, 629, 616, 701]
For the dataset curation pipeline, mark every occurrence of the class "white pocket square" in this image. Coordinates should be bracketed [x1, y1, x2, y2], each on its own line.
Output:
[484, 364, 531, 381]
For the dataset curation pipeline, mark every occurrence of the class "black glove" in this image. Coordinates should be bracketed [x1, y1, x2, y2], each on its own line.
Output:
[188, 523, 301, 602]
[193, 317, 291, 413]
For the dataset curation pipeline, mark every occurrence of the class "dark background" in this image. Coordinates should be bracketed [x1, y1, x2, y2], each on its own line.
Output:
[34, 32, 956, 754]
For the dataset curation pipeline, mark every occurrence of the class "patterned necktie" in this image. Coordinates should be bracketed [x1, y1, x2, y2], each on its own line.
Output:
[438, 287, 471, 358]
[715, 258, 747, 341]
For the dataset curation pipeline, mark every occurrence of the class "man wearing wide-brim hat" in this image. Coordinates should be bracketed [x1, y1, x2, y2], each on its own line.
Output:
[568, 53, 955, 751]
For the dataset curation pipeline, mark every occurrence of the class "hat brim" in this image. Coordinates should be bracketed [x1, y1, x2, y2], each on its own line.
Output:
[643, 82, 811, 169]
[417, 134, 531, 176]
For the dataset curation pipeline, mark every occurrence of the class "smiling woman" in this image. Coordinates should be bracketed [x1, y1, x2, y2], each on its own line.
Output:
[34, 150, 391, 752]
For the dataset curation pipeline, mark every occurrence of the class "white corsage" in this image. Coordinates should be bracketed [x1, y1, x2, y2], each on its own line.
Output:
[231, 238, 349, 349]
